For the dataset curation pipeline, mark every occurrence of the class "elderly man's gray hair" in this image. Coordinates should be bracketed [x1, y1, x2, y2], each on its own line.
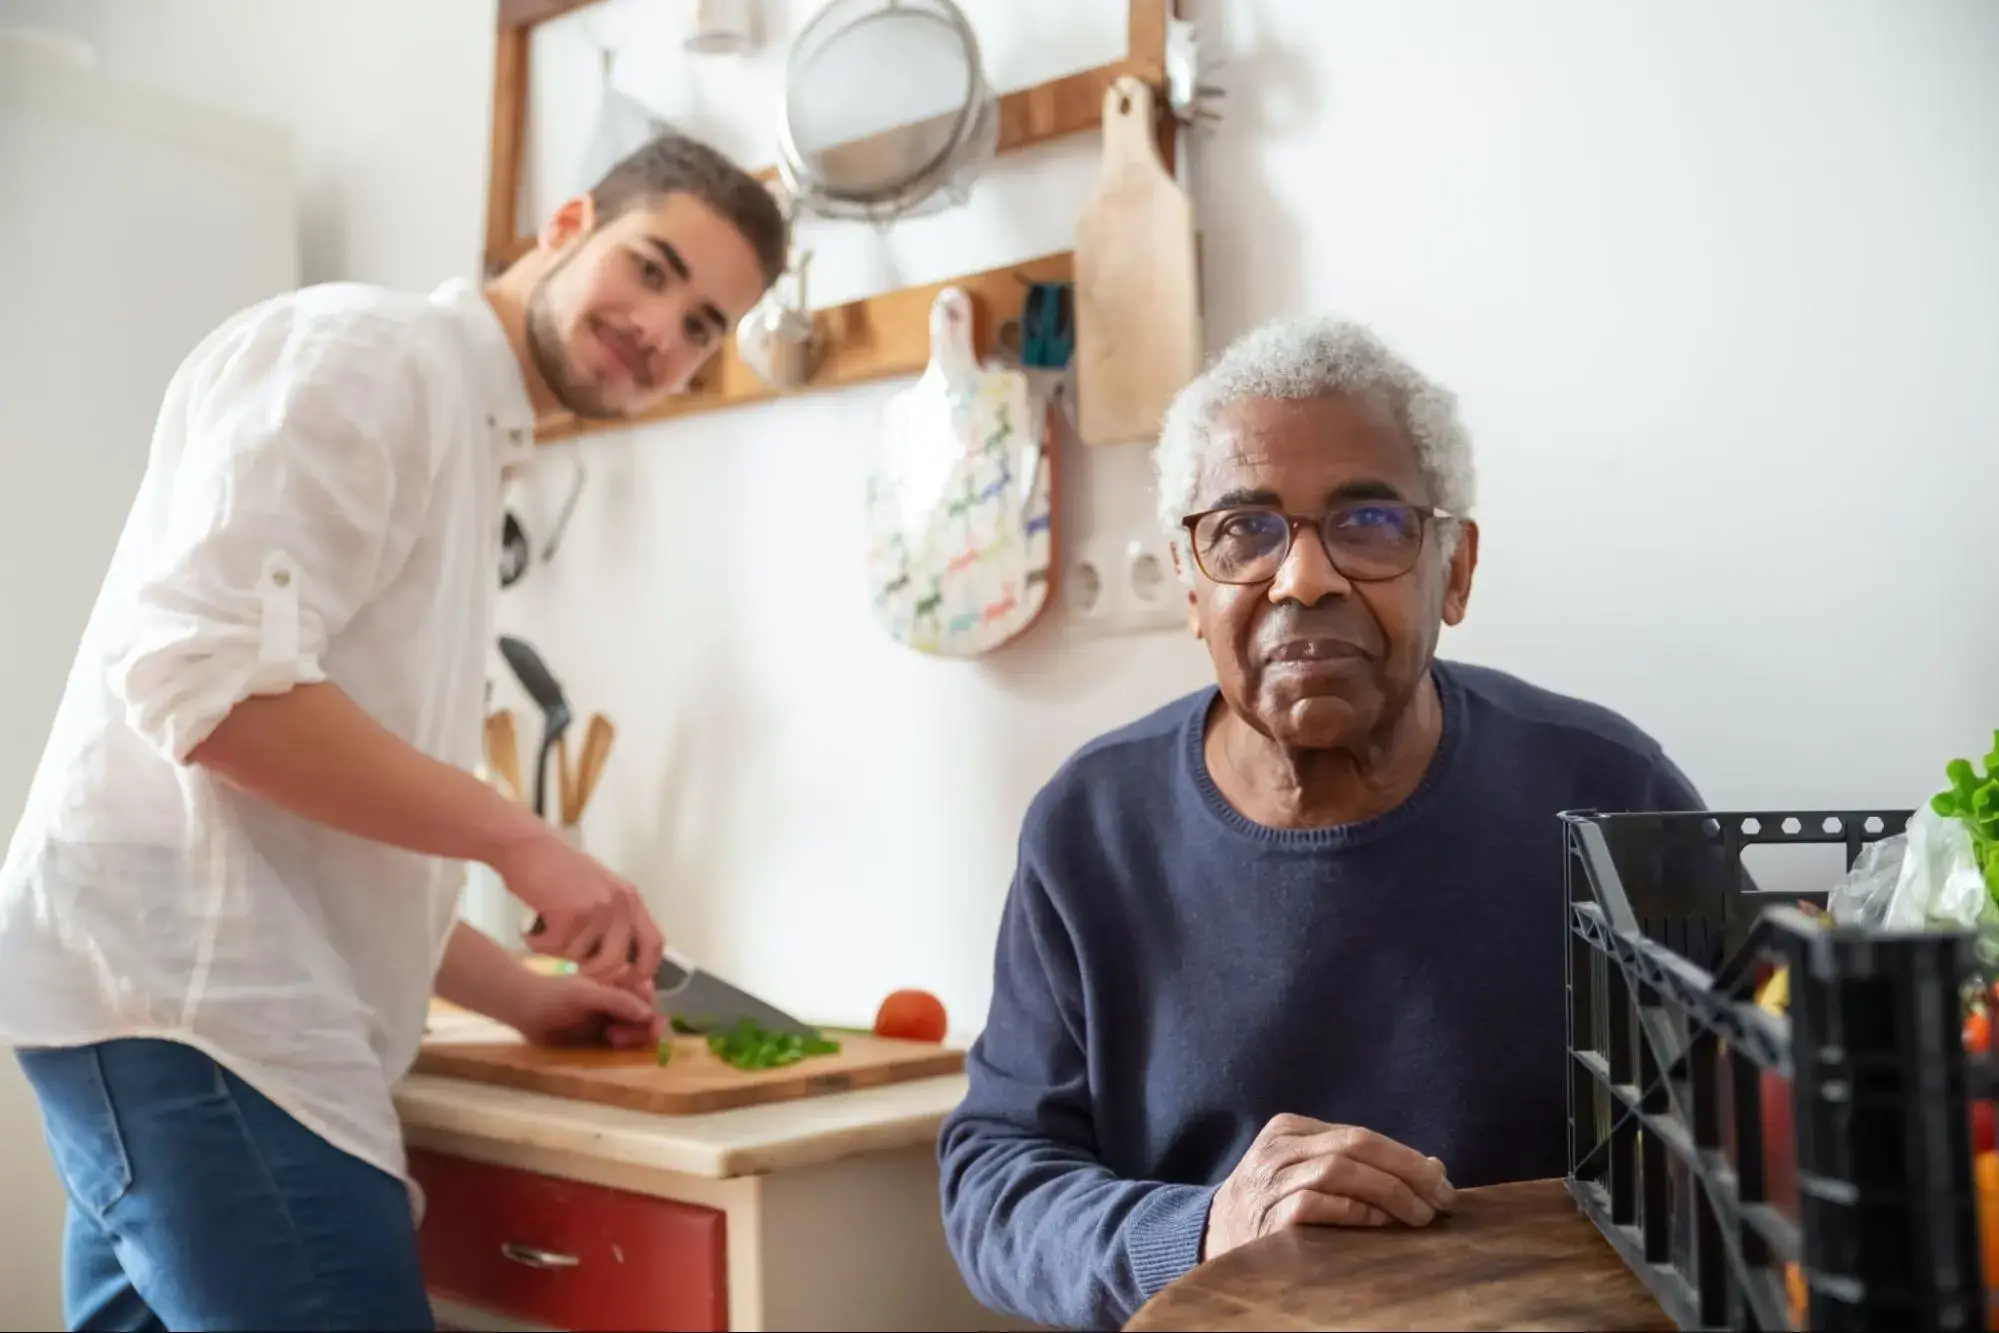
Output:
[1153, 315, 1477, 568]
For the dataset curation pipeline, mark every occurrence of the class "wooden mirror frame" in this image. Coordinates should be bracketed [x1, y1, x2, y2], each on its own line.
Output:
[485, 0, 1181, 441]
[484, 0, 1176, 277]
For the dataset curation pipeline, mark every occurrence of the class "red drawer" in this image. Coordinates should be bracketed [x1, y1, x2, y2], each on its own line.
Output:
[409, 1148, 727, 1332]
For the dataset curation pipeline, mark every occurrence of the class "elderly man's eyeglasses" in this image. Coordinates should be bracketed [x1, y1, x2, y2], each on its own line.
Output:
[1179, 502, 1458, 586]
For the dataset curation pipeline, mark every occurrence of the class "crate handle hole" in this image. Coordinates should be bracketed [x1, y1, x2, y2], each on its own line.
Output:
[1781, 817, 1803, 835]
[1864, 815, 1886, 834]
[1822, 816, 1844, 835]
[1741, 817, 1763, 835]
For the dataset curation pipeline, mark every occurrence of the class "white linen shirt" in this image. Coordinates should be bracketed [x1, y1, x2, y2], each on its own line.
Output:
[0, 277, 535, 1187]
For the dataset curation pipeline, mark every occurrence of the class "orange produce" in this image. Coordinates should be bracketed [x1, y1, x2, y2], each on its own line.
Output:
[1967, 1010, 1996, 1156]
[1752, 966, 1799, 1216]
[1980, 1152, 1999, 1277]
[874, 989, 948, 1043]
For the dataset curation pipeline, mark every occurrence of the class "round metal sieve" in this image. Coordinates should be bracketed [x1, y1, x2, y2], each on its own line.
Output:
[775, 0, 998, 225]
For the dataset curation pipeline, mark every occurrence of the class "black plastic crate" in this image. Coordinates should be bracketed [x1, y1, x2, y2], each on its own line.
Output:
[1563, 808, 1992, 1331]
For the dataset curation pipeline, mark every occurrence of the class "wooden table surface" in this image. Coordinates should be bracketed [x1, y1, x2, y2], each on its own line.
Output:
[1125, 1178, 1675, 1332]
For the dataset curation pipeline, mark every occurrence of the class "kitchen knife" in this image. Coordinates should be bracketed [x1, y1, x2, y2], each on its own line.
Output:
[655, 947, 820, 1039]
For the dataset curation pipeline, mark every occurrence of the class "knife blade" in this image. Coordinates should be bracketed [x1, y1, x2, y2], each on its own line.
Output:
[655, 947, 819, 1039]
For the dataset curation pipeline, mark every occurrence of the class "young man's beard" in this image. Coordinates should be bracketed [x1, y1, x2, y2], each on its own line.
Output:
[524, 256, 627, 422]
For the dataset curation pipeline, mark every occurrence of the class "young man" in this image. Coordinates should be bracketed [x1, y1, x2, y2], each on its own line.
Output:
[0, 134, 788, 1330]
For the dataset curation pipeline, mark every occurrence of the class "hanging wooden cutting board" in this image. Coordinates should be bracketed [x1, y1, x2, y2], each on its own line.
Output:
[864, 285, 1058, 657]
[412, 1031, 964, 1116]
[1074, 74, 1203, 446]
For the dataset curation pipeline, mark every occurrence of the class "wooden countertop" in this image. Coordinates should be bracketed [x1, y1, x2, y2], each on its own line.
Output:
[1125, 1178, 1673, 1332]
[396, 1002, 969, 1180]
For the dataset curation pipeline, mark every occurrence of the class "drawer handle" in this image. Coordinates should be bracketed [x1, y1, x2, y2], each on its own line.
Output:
[500, 1242, 580, 1270]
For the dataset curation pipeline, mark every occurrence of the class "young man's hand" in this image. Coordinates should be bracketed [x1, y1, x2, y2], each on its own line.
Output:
[510, 971, 663, 1049]
[433, 921, 659, 1049]
[489, 826, 664, 994]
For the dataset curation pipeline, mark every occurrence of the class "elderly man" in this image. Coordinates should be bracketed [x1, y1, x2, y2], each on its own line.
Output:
[938, 315, 1703, 1330]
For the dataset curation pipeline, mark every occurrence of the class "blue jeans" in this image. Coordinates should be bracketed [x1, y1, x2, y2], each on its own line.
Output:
[16, 1037, 434, 1331]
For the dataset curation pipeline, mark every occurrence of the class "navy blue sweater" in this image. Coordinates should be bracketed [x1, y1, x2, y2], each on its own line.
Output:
[937, 661, 1702, 1331]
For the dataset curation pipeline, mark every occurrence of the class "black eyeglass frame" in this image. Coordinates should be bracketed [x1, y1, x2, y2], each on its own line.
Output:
[1177, 501, 1464, 586]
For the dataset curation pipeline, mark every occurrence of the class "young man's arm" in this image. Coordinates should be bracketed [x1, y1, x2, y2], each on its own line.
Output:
[185, 683, 660, 991]
[189, 682, 540, 869]
[110, 297, 661, 988]
[432, 919, 538, 1026]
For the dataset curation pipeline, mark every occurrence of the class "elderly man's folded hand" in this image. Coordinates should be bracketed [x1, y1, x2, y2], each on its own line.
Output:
[1203, 1113, 1458, 1260]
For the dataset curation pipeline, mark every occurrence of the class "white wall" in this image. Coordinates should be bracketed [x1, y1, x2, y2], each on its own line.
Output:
[0, 0, 490, 288]
[0, 22, 301, 1327]
[2, 3, 1995, 1309]
[495, 0, 1999, 1031]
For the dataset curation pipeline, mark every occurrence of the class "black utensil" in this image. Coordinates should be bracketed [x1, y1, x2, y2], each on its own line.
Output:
[499, 510, 530, 587]
[497, 634, 572, 819]
[498, 457, 586, 590]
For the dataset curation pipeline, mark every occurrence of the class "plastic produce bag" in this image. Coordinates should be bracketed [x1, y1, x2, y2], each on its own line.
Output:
[1826, 804, 1992, 931]
[1893, 803, 1995, 930]
[1826, 833, 1908, 929]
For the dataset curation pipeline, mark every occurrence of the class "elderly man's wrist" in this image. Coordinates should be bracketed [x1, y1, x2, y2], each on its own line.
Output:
[1126, 1183, 1218, 1300]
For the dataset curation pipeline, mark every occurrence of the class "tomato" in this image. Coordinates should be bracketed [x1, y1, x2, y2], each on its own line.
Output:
[1968, 1010, 1992, 1056]
[1973, 1100, 1997, 1157]
[874, 989, 948, 1043]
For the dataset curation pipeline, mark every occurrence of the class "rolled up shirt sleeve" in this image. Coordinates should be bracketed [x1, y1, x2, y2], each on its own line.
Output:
[109, 302, 433, 763]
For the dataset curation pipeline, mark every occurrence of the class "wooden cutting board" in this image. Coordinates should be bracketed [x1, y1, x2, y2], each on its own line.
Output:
[412, 1031, 965, 1116]
[1074, 74, 1203, 446]
[865, 286, 1058, 657]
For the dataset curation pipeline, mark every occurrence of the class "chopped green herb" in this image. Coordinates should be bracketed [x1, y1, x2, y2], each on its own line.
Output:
[669, 1016, 841, 1071]
[655, 1038, 673, 1067]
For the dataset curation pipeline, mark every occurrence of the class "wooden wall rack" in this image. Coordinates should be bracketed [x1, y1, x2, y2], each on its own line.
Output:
[485, 0, 1179, 441]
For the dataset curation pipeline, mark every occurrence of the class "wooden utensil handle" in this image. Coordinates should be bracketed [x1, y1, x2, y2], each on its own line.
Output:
[574, 715, 616, 816]
[485, 712, 524, 803]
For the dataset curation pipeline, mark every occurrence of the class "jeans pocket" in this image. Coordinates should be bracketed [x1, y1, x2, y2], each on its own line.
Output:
[16, 1045, 136, 1218]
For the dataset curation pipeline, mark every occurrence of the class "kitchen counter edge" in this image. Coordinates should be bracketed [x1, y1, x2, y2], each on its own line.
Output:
[393, 1069, 971, 1180]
